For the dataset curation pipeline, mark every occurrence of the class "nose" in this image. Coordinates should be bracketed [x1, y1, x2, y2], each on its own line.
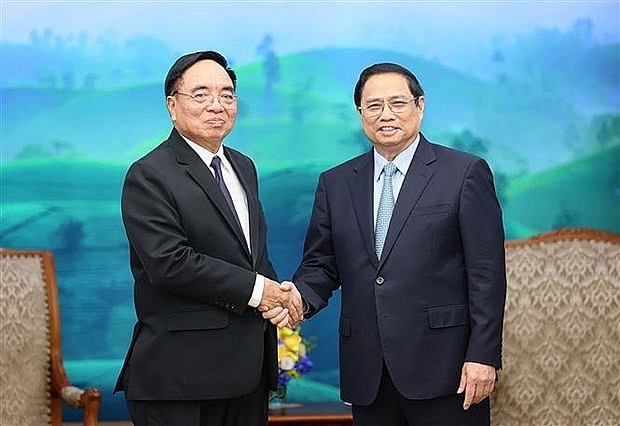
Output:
[206, 96, 225, 112]
[378, 103, 396, 119]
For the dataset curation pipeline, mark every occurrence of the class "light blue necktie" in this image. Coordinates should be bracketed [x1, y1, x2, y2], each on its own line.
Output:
[375, 162, 397, 259]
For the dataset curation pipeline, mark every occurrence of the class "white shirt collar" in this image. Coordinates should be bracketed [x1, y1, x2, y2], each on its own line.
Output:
[181, 136, 232, 172]
[373, 133, 420, 181]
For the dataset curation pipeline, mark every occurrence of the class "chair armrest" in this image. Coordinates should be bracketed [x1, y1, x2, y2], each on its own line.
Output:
[81, 388, 102, 426]
[51, 349, 101, 425]
[60, 386, 101, 426]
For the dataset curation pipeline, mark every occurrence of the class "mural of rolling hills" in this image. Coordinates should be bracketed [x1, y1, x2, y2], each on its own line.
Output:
[2, 45, 618, 419]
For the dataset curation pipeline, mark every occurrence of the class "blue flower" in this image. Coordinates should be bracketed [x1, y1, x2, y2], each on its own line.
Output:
[278, 371, 292, 387]
[294, 357, 313, 375]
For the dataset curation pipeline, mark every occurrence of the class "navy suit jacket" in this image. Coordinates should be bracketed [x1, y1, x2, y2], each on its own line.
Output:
[114, 128, 278, 400]
[294, 135, 506, 405]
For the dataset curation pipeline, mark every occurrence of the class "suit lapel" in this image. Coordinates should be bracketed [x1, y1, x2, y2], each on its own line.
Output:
[224, 147, 258, 268]
[168, 130, 251, 260]
[348, 151, 378, 266]
[379, 136, 436, 266]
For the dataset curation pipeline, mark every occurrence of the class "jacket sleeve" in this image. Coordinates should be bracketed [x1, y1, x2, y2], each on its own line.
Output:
[458, 158, 507, 368]
[293, 173, 341, 316]
[122, 159, 256, 315]
[250, 157, 278, 282]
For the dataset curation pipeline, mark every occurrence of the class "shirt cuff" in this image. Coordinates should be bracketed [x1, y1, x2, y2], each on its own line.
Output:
[248, 274, 265, 307]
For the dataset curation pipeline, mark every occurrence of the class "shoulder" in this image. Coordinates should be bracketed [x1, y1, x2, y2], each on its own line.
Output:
[224, 146, 253, 166]
[126, 140, 174, 178]
[130, 128, 183, 167]
[424, 139, 491, 174]
[427, 140, 481, 165]
[136, 140, 171, 162]
[323, 151, 371, 178]
[125, 129, 191, 184]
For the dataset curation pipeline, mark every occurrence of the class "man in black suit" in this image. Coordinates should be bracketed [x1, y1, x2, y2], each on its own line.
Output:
[263, 63, 506, 425]
[114, 50, 301, 426]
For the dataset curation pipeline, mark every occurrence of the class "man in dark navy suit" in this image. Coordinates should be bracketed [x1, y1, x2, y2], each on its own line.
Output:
[114, 51, 301, 426]
[264, 63, 506, 425]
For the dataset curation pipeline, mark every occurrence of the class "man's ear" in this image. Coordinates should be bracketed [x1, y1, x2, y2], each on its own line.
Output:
[417, 96, 426, 112]
[166, 96, 177, 121]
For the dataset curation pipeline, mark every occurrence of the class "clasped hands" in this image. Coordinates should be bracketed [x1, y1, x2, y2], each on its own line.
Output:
[258, 279, 303, 328]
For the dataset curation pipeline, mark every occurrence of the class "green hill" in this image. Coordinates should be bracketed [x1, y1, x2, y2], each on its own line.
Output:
[4, 46, 598, 175]
[1, 159, 128, 249]
[504, 143, 620, 236]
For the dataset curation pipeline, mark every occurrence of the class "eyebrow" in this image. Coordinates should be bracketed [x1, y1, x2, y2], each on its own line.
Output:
[364, 95, 411, 103]
[189, 84, 235, 93]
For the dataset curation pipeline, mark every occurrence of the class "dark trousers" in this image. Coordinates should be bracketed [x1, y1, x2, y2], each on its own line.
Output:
[127, 367, 269, 426]
[352, 365, 490, 426]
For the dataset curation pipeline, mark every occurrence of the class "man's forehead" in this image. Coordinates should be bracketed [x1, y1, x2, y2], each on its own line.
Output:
[182, 60, 232, 85]
[363, 72, 408, 87]
[362, 74, 411, 99]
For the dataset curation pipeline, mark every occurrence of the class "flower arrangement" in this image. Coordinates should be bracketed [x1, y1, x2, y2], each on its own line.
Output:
[275, 325, 313, 398]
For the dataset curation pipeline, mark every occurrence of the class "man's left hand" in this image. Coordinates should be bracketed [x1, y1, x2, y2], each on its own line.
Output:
[457, 362, 496, 410]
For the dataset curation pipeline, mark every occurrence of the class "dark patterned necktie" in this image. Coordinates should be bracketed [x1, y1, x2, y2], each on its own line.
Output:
[210, 155, 241, 227]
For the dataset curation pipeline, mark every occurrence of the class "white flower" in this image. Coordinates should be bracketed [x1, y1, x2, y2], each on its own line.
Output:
[280, 356, 296, 371]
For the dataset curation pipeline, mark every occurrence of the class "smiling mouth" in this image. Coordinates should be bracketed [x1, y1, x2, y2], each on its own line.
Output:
[378, 126, 398, 132]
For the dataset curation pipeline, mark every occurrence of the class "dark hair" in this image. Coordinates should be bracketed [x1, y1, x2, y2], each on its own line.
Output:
[353, 63, 424, 107]
[164, 50, 237, 97]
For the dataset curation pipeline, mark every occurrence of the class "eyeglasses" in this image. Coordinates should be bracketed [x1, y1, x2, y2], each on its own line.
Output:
[358, 96, 419, 118]
[173, 92, 239, 107]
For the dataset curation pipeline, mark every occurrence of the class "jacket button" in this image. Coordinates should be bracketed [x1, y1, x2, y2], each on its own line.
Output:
[376, 277, 385, 285]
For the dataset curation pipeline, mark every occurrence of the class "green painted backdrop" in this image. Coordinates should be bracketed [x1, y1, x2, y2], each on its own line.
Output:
[1, 2, 618, 420]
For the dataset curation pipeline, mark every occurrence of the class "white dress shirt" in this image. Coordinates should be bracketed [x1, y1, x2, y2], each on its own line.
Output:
[373, 134, 420, 228]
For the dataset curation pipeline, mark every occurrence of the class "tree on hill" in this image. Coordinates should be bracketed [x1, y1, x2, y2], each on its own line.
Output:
[563, 122, 586, 157]
[289, 77, 314, 123]
[14, 144, 52, 159]
[343, 128, 370, 154]
[501, 17, 617, 96]
[256, 34, 280, 118]
[552, 202, 580, 230]
[55, 218, 85, 250]
[83, 73, 98, 90]
[591, 113, 620, 147]
[451, 129, 488, 157]
[52, 139, 76, 157]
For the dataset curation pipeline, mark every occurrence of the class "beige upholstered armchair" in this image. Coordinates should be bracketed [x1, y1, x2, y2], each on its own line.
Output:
[491, 228, 620, 425]
[1, 249, 101, 426]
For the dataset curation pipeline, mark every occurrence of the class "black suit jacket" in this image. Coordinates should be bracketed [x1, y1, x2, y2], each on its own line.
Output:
[294, 135, 506, 405]
[114, 128, 278, 400]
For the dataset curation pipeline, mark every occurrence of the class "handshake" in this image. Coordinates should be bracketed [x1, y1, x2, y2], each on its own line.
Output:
[258, 279, 304, 328]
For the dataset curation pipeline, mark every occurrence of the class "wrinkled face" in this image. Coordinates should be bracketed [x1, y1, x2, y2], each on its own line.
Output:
[166, 60, 237, 152]
[359, 72, 425, 160]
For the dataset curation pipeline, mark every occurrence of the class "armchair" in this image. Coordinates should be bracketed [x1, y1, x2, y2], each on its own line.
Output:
[0, 249, 101, 426]
[491, 228, 620, 425]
